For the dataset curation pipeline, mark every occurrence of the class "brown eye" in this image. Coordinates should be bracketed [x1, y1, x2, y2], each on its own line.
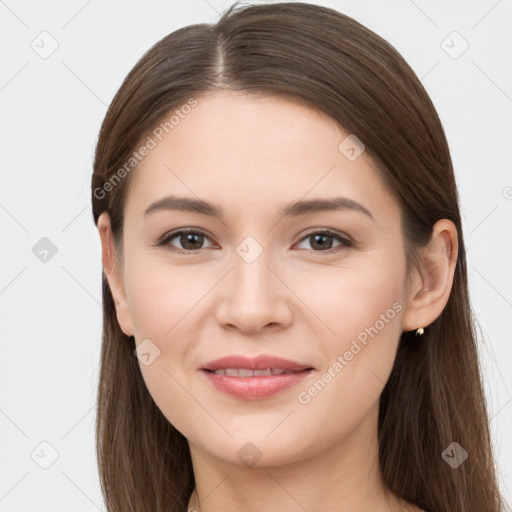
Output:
[296, 230, 353, 252]
[159, 230, 214, 252]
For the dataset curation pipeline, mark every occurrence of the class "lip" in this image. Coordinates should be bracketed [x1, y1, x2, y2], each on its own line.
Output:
[200, 354, 315, 400]
[202, 369, 313, 399]
[201, 354, 314, 372]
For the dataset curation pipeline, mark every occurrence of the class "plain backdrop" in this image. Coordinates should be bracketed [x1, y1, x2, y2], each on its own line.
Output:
[0, 0, 511, 510]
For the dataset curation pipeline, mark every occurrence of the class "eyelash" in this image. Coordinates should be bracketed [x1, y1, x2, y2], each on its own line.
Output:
[156, 228, 355, 255]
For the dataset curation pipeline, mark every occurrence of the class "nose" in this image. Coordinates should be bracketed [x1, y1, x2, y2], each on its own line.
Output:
[216, 247, 293, 335]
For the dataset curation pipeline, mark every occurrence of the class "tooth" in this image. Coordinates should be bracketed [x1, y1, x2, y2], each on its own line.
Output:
[211, 368, 300, 377]
[254, 369, 272, 376]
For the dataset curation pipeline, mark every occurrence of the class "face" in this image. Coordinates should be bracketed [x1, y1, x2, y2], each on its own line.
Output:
[108, 90, 414, 467]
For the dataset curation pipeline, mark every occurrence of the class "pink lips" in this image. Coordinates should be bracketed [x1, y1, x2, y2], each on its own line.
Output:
[200, 354, 314, 400]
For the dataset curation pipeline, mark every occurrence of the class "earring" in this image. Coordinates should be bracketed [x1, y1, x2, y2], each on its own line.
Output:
[415, 327, 425, 336]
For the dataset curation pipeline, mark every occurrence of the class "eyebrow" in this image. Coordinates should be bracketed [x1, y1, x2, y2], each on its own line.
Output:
[143, 195, 375, 222]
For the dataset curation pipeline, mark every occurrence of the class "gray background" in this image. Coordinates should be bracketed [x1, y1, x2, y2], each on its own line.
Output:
[1, 0, 511, 510]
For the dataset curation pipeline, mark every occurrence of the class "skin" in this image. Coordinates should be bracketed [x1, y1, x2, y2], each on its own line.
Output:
[97, 90, 458, 512]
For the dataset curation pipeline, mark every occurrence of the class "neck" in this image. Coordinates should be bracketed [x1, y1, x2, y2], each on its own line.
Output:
[186, 403, 408, 512]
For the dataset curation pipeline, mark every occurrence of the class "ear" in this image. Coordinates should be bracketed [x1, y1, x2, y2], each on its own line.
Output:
[401, 219, 459, 333]
[97, 212, 134, 337]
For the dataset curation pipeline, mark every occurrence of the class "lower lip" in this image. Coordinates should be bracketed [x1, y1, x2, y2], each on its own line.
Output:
[201, 369, 313, 400]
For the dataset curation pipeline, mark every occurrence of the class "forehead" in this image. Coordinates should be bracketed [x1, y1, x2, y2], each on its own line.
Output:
[124, 90, 398, 224]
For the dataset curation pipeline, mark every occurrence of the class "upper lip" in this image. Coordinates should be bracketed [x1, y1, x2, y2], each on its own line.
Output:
[201, 354, 314, 372]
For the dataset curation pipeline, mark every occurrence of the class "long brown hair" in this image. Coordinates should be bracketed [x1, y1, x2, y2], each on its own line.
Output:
[91, 2, 507, 511]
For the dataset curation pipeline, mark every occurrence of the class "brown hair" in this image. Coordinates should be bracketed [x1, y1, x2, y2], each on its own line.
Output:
[91, 2, 507, 511]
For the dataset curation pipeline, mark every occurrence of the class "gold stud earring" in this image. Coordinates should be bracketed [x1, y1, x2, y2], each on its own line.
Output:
[415, 327, 425, 336]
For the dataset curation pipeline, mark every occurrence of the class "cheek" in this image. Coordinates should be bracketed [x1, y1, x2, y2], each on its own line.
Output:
[300, 255, 405, 348]
[123, 255, 218, 435]
[125, 254, 215, 340]
[301, 255, 405, 400]
[289, 265, 404, 452]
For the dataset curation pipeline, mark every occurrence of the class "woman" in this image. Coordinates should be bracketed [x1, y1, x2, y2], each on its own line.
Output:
[91, 2, 507, 511]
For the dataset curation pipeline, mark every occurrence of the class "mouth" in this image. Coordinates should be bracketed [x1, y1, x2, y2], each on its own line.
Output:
[200, 354, 315, 399]
[201, 354, 314, 373]
[206, 367, 313, 376]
